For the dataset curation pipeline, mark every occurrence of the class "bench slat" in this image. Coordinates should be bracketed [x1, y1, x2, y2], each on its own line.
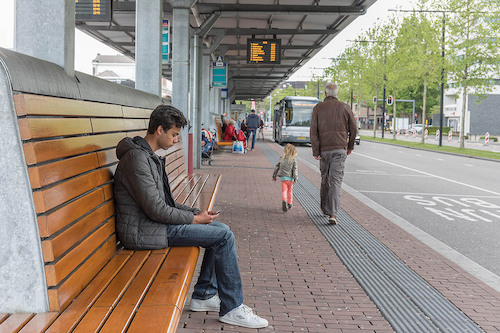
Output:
[127, 305, 178, 333]
[127, 247, 200, 333]
[96, 149, 118, 166]
[28, 153, 99, 189]
[45, 252, 132, 333]
[14, 94, 123, 118]
[173, 175, 206, 205]
[140, 247, 199, 307]
[91, 118, 147, 134]
[73, 251, 150, 332]
[37, 188, 105, 238]
[122, 106, 152, 119]
[23, 133, 126, 165]
[45, 220, 115, 286]
[17, 312, 58, 333]
[0, 313, 34, 333]
[0, 314, 8, 325]
[33, 168, 112, 214]
[41, 202, 114, 262]
[98, 252, 168, 333]
[18, 118, 93, 140]
[193, 175, 221, 212]
[47, 236, 117, 311]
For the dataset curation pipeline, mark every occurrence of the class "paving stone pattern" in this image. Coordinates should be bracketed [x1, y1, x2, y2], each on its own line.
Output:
[177, 141, 500, 332]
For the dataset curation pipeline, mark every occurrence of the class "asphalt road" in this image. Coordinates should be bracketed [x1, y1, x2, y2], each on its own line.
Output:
[293, 140, 500, 278]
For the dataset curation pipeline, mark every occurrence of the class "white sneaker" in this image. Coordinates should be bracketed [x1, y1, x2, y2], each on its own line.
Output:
[219, 304, 268, 328]
[189, 295, 221, 312]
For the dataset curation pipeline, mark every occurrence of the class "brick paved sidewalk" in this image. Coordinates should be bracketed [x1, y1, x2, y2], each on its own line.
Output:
[177, 140, 500, 333]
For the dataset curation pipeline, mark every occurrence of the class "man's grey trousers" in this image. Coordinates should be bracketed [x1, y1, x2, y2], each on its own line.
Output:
[319, 149, 347, 217]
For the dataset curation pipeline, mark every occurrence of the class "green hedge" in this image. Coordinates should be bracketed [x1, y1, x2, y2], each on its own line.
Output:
[425, 126, 451, 135]
[480, 135, 498, 142]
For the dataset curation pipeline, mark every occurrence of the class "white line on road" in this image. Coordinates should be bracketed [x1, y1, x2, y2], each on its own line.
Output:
[342, 183, 500, 294]
[345, 172, 432, 177]
[358, 190, 500, 198]
[354, 152, 500, 196]
[437, 158, 445, 161]
[465, 164, 474, 167]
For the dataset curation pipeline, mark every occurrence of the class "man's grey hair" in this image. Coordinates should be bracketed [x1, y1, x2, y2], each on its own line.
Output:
[325, 82, 339, 98]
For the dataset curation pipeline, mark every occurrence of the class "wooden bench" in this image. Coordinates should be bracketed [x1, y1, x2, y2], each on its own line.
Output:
[214, 116, 233, 146]
[0, 94, 221, 333]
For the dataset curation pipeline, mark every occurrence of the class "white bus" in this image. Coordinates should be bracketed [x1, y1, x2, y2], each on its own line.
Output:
[273, 96, 320, 144]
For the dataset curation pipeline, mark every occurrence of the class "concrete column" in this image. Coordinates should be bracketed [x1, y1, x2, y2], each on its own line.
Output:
[0, 64, 49, 312]
[15, 0, 75, 76]
[191, 35, 201, 169]
[135, 0, 162, 96]
[169, 0, 191, 167]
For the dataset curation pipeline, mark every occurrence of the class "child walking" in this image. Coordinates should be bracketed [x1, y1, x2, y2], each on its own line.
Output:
[272, 144, 298, 212]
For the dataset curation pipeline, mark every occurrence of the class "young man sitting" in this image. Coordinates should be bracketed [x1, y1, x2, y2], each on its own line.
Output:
[113, 105, 268, 329]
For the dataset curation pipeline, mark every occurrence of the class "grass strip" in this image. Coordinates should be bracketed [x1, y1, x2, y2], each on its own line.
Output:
[360, 135, 500, 161]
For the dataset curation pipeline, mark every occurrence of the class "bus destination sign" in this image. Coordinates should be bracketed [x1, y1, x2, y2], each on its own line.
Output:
[75, 0, 112, 22]
[247, 39, 281, 64]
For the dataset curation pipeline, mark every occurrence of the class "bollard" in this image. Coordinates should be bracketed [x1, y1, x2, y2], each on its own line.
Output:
[448, 130, 452, 142]
[412, 129, 417, 137]
[424, 129, 428, 140]
[436, 129, 440, 141]
[485, 132, 489, 146]
[397, 129, 400, 136]
[405, 129, 409, 137]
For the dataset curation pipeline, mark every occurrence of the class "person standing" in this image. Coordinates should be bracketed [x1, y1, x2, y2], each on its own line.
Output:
[272, 144, 299, 212]
[310, 83, 357, 225]
[113, 105, 268, 329]
[246, 109, 260, 151]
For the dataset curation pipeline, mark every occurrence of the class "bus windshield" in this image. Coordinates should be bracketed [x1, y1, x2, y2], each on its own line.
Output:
[284, 100, 318, 126]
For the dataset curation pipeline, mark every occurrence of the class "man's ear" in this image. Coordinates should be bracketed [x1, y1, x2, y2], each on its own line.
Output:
[156, 125, 164, 135]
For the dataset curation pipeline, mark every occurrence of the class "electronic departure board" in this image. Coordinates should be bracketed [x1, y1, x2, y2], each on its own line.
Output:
[75, 0, 112, 22]
[247, 39, 281, 64]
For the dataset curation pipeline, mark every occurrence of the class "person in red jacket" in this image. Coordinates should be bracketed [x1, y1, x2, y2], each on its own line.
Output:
[224, 119, 237, 141]
[310, 82, 357, 225]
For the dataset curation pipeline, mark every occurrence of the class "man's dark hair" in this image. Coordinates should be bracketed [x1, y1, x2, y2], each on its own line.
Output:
[251, 109, 256, 113]
[147, 105, 188, 134]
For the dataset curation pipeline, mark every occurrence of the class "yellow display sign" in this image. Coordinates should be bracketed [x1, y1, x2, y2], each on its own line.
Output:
[75, 0, 112, 21]
[247, 39, 281, 64]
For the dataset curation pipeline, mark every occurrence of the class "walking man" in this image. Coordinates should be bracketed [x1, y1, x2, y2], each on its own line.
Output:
[310, 83, 357, 225]
[113, 105, 268, 329]
[246, 109, 260, 150]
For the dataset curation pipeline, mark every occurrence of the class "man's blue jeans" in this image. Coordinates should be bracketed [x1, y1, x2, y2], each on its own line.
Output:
[246, 128, 257, 149]
[166, 221, 243, 316]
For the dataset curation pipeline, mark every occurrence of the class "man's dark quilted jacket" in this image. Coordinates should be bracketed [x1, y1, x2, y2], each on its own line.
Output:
[113, 137, 200, 250]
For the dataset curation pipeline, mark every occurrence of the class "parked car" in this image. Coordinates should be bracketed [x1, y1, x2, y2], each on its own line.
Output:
[355, 126, 360, 145]
[408, 124, 423, 134]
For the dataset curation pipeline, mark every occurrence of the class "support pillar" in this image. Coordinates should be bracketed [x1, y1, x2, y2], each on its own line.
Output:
[15, 0, 75, 76]
[191, 35, 201, 169]
[169, 0, 191, 170]
[136, 0, 162, 96]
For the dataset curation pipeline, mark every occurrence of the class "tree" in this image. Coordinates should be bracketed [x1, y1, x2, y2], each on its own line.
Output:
[393, 9, 442, 143]
[441, 0, 500, 148]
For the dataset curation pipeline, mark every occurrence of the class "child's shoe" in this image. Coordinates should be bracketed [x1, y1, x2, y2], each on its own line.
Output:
[287, 203, 292, 210]
[282, 201, 288, 212]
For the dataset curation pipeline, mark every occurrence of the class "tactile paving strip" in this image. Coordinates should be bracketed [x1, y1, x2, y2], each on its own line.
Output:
[261, 143, 483, 333]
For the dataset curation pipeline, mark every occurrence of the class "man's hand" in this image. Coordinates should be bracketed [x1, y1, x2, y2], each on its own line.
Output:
[347, 149, 352, 156]
[314, 155, 321, 160]
[193, 210, 219, 224]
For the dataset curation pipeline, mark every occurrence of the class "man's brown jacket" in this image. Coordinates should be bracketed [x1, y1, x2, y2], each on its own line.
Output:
[310, 96, 357, 157]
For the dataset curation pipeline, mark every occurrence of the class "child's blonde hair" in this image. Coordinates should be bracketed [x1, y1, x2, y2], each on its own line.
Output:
[283, 143, 297, 160]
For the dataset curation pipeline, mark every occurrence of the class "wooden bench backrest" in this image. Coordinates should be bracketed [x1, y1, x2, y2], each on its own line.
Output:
[215, 117, 224, 141]
[14, 94, 186, 312]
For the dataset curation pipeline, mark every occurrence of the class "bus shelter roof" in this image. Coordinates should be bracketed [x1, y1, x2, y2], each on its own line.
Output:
[76, 0, 377, 101]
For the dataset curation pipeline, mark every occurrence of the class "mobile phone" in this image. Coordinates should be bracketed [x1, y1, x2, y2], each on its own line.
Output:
[215, 210, 221, 215]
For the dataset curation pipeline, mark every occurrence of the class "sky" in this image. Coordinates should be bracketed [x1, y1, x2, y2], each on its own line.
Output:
[0, 0, 415, 79]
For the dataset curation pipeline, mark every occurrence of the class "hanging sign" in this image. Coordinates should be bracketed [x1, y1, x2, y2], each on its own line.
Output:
[162, 20, 170, 64]
[75, 0, 112, 21]
[211, 60, 227, 88]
